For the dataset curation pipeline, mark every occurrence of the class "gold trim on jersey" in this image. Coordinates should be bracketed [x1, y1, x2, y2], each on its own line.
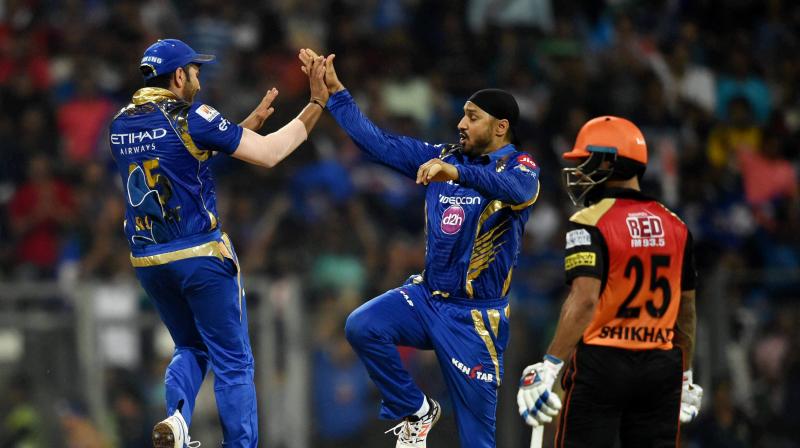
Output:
[130, 240, 223, 267]
[464, 182, 541, 297]
[501, 267, 514, 296]
[510, 181, 541, 211]
[112, 103, 135, 121]
[468, 218, 509, 280]
[569, 198, 616, 227]
[471, 309, 501, 386]
[172, 110, 209, 161]
[131, 87, 209, 162]
[220, 233, 243, 320]
[504, 304, 510, 319]
[132, 87, 178, 105]
[487, 309, 501, 338]
[130, 233, 237, 268]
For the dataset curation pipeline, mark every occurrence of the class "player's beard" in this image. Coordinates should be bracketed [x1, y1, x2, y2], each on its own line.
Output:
[461, 129, 493, 158]
[183, 81, 199, 103]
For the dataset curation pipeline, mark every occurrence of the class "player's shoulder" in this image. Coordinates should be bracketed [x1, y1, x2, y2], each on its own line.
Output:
[112, 103, 135, 121]
[188, 103, 223, 122]
[652, 200, 688, 228]
[569, 198, 617, 227]
[492, 148, 538, 179]
[186, 102, 236, 135]
[510, 149, 538, 167]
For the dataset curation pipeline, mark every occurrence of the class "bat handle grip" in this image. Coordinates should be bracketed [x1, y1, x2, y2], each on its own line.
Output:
[530, 426, 544, 448]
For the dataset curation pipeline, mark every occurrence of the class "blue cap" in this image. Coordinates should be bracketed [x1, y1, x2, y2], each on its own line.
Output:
[140, 39, 215, 80]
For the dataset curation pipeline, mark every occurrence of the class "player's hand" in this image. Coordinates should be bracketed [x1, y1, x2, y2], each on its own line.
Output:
[306, 54, 329, 105]
[299, 48, 345, 94]
[680, 370, 703, 423]
[416, 159, 459, 185]
[240, 88, 278, 131]
[517, 355, 564, 427]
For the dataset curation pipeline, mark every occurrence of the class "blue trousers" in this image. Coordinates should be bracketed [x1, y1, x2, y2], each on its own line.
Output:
[345, 281, 510, 448]
[136, 247, 257, 447]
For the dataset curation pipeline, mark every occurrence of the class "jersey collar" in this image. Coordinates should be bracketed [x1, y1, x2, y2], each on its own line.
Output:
[486, 143, 516, 161]
[464, 143, 516, 164]
[132, 87, 179, 105]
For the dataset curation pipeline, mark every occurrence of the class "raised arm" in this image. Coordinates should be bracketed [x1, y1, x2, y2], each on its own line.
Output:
[231, 55, 329, 168]
[299, 50, 439, 179]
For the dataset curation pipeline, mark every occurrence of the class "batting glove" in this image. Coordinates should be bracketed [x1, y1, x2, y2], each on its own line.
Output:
[517, 354, 564, 427]
[680, 370, 703, 423]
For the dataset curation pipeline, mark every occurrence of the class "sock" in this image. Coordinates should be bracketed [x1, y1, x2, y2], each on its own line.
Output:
[413, 396, 430, 419]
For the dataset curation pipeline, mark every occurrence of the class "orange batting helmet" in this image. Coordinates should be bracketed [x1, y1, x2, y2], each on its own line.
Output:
[563, 116, 648, 205]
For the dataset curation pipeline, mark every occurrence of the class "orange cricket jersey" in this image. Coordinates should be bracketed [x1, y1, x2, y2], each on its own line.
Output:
[564, 188, 695, 351]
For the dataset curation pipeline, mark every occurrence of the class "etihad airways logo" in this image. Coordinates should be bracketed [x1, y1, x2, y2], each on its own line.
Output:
[439, 195, 481, 205]
[451, 357, 493, 383]
[111, 128, 168, 145]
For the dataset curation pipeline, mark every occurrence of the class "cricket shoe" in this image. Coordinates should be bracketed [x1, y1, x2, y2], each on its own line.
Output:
[152, 409, 201, 448]
[385, 397, 441, 448]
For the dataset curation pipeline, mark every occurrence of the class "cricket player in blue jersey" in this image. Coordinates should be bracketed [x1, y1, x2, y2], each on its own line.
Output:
[300, 50, 541, 448]
[109, 39, 329, 448]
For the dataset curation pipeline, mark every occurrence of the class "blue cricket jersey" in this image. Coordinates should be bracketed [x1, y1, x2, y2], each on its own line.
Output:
[109, 87, 243, 257]
[328, 90, 540, 300]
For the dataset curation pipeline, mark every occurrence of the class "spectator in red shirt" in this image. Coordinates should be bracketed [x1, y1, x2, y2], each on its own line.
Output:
[56, 75, 115, 165]
[739, 134, 797, 207]
[8, 154, 75, 276]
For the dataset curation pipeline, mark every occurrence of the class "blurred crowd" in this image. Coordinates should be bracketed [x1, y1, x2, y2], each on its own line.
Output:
[1, 0, 799, 447]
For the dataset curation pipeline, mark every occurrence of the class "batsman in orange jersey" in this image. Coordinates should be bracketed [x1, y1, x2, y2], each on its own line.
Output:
[516, 116, 703, 447]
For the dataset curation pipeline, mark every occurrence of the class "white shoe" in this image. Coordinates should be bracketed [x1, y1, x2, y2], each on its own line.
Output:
[385, 398, 441, 448]
[152, 409, 201, 448]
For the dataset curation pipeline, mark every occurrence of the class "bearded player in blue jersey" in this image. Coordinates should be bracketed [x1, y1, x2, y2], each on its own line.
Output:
[110, 39, 329, 448]
[300, 50, 541, 448]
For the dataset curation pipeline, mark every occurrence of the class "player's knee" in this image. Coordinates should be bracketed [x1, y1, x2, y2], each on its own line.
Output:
[174, 346, 210, 364]
[213, 361, 255, 387]
[345, 306, 374, 347]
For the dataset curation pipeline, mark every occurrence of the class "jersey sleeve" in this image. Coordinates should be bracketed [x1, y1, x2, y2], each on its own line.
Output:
[327, 89, 440, 178]
[564, 222, 605, 284]
[681, 230, 697, 291]
[455, 152, 540, 206]
[186, 103, 244, 155]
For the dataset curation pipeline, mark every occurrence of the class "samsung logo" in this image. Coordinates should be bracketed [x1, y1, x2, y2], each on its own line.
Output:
[141, 56, 163, 64]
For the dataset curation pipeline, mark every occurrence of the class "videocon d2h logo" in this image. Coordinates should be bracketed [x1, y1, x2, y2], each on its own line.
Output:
[441, 205, 465, 235]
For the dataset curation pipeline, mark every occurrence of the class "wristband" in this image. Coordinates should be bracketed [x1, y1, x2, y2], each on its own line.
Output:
[544, 354, 563, 365]
[310, 98, 325, 109]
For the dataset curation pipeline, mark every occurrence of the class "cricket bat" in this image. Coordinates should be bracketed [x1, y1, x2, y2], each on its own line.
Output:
[530, 426, 544, 448]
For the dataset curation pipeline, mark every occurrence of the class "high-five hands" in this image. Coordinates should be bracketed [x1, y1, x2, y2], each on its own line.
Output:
[298, 49, 345, 95]
[517, 355, 564, 428]
[304, 54, 329, 106]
